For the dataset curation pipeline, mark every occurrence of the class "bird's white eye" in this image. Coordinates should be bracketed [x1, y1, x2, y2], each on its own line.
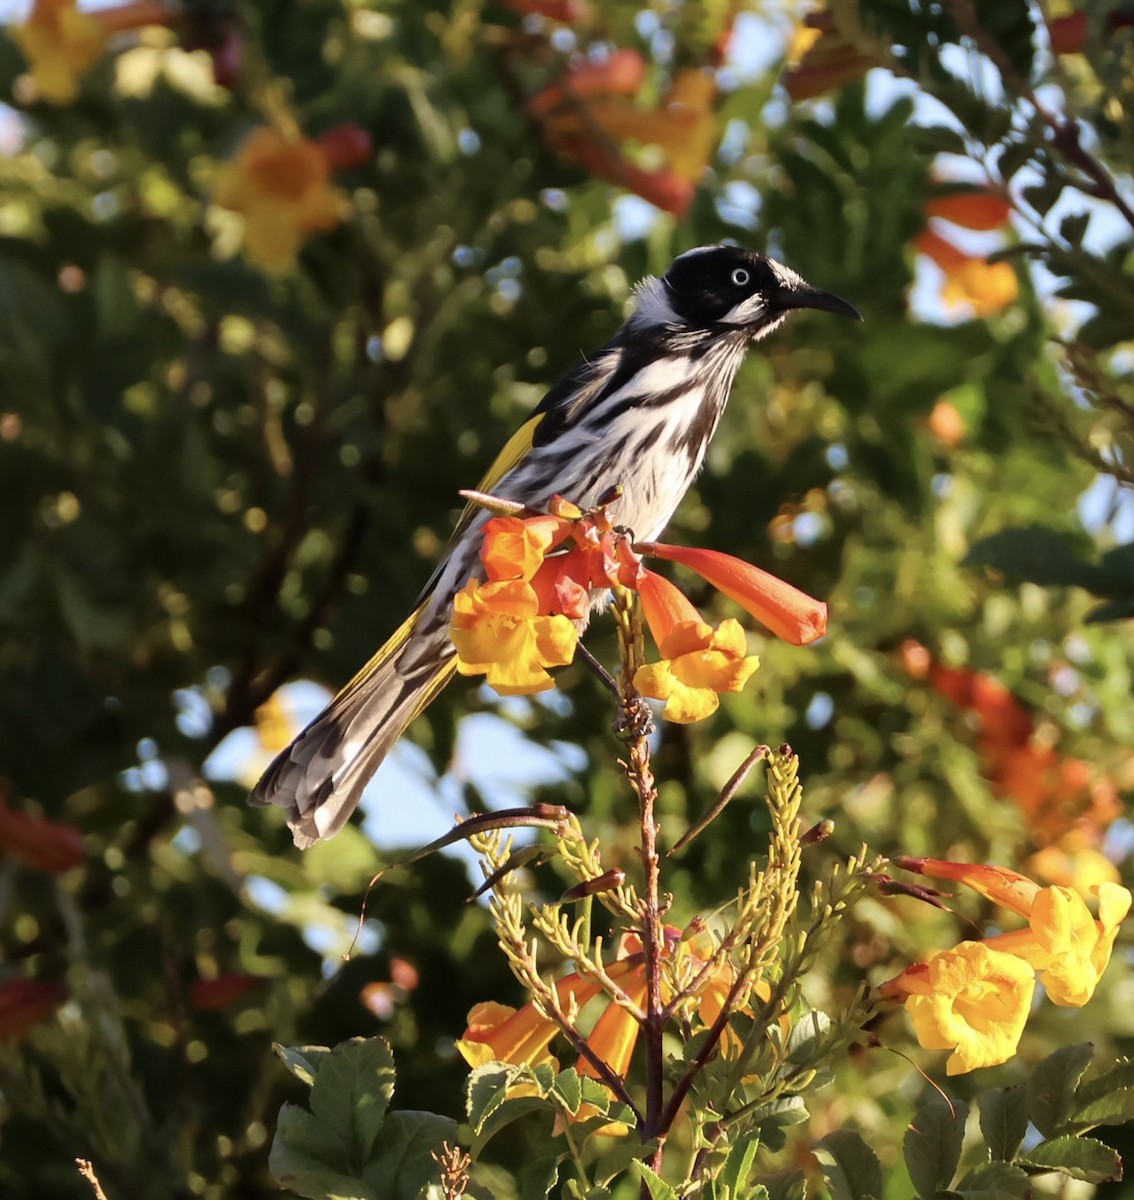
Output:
[730, 267, 750, 287]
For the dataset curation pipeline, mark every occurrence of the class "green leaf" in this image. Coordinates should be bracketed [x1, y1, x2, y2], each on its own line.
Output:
[593, 1137, 654, 1187]
[275, 1043, 333, 1088]
[718, 1133, 760, 1199]
[1021, 180, 1063, 216]
[1059, 211, 1091, 248]
[308, 1037, 396, 1168]
[1017, 1135, 1122, 1183]
[1070, 1087, 1134, 1129]
[1028, 1044, 1095, 1137]
[635, 1161, 679, 1200]
[520, 1155, 560, 1200]
[904, 1098, 967, 1198]
[1096, 542, 1134, 589]
[466, 1062, 520, 1131]
[752, 1095, 809, 1152]
[953, 1161, 1031, 1197]
[978, 1086, 1028, 1161]
[786, 1010, 831, 1063]
[268, 1104, 373, 1199]
[1087, 597, 1134, 624]
[964, 526, 1106, 590]
[814, 1130, 883, 1200]
[362, 1110, 458, 1200]
[994, 140, 1033, 181]
[1072, 1057, 1134, 1110]
[760, 1169, 806, 1200]
[552, 1067, 583, 1116]
[910, 125, 969, 156]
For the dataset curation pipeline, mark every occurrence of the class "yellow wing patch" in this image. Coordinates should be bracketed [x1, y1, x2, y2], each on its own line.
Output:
[450, 412, 545, 542]
[333, 597, 433, 708]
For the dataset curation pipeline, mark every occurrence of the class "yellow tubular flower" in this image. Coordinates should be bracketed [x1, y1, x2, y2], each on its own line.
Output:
[985, 882, 1132, 1008]
[212, 127, 349, 272]
[14, 0, 107, 104]
[449, 579, 577, 694]
[888, 942, 1036, 1075]
[634, 617, 759, 724]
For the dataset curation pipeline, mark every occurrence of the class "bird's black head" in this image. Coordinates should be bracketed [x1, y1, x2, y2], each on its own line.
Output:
[658, 244, 860, 336]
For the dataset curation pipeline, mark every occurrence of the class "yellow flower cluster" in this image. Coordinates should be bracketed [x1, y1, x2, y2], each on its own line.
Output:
[446, 500, 828, 723]
[885, 858, 1131, 1074]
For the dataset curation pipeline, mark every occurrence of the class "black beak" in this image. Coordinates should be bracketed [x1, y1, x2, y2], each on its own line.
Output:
[778, 286, 862, 322]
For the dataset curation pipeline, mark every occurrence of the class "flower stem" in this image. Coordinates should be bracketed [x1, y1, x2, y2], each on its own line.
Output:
[612, 589, 666, 1181]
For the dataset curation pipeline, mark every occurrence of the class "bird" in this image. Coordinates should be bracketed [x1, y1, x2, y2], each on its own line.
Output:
[251, 243, 860, 847]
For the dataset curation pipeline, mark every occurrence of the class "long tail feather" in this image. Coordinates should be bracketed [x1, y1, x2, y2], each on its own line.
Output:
[250, 603, 457, 847]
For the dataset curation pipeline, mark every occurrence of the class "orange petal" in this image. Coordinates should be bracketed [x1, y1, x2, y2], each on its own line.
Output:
[642, 544, 827, 645]
[895, 857, 1041, 917]
[925, 192, 1012, 231]
[638, 570, 703, 649]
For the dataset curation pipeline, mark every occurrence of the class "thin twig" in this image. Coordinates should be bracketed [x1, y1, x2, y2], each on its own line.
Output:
[75, 1160, 109, 1200]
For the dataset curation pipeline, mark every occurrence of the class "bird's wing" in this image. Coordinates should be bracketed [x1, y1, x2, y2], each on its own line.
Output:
[448, 410, 547, 544]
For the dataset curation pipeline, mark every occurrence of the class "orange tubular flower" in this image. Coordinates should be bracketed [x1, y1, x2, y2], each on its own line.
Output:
[925, 192, 1012, 231]
[915, 229, 1019, 317]
[481, 514, 573, 582]
[14, 0, 108, 104]
[882, 942, 1035, 1075]
[457, 928, 747, 1081]
[212, 127, 349, 272]
[634, 570, 759, 723]
[450, 579, 578, 694]
[534, 58, 718, 217]
[640, 543, 827, 646]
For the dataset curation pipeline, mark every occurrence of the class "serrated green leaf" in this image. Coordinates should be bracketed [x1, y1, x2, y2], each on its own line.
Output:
[471, 1093, 555, 1155]
[466, 1062, 520, 1131]
[1070, 1087, 1134, 1129]
[1028, 1043, 1095, 1137]
[978, 1086, 1028, 1161]
[275, 1043, 333, 1088]
[750, 1094, 809, 1152]
[308, 1038, 396, 1169]
[1073, 1057, 1134, 1108]
[787, 1010, 831, 1063]
[1018, 1134, 1122, 1183]
[362, 1110, 458, 1200]
[719, 1132, 760, 1199]
[954, 1161, 1031, 1197]
[904, 1098, 967, 1198]
[268, 1104, 374, 1199]
[521, 1155, 560, 1200]
[636, 1161, 679, 1200]
[579, 1076, 614, 1110]
[553, 1067, 583, 1115]
[814, 1129, 883, 1200]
